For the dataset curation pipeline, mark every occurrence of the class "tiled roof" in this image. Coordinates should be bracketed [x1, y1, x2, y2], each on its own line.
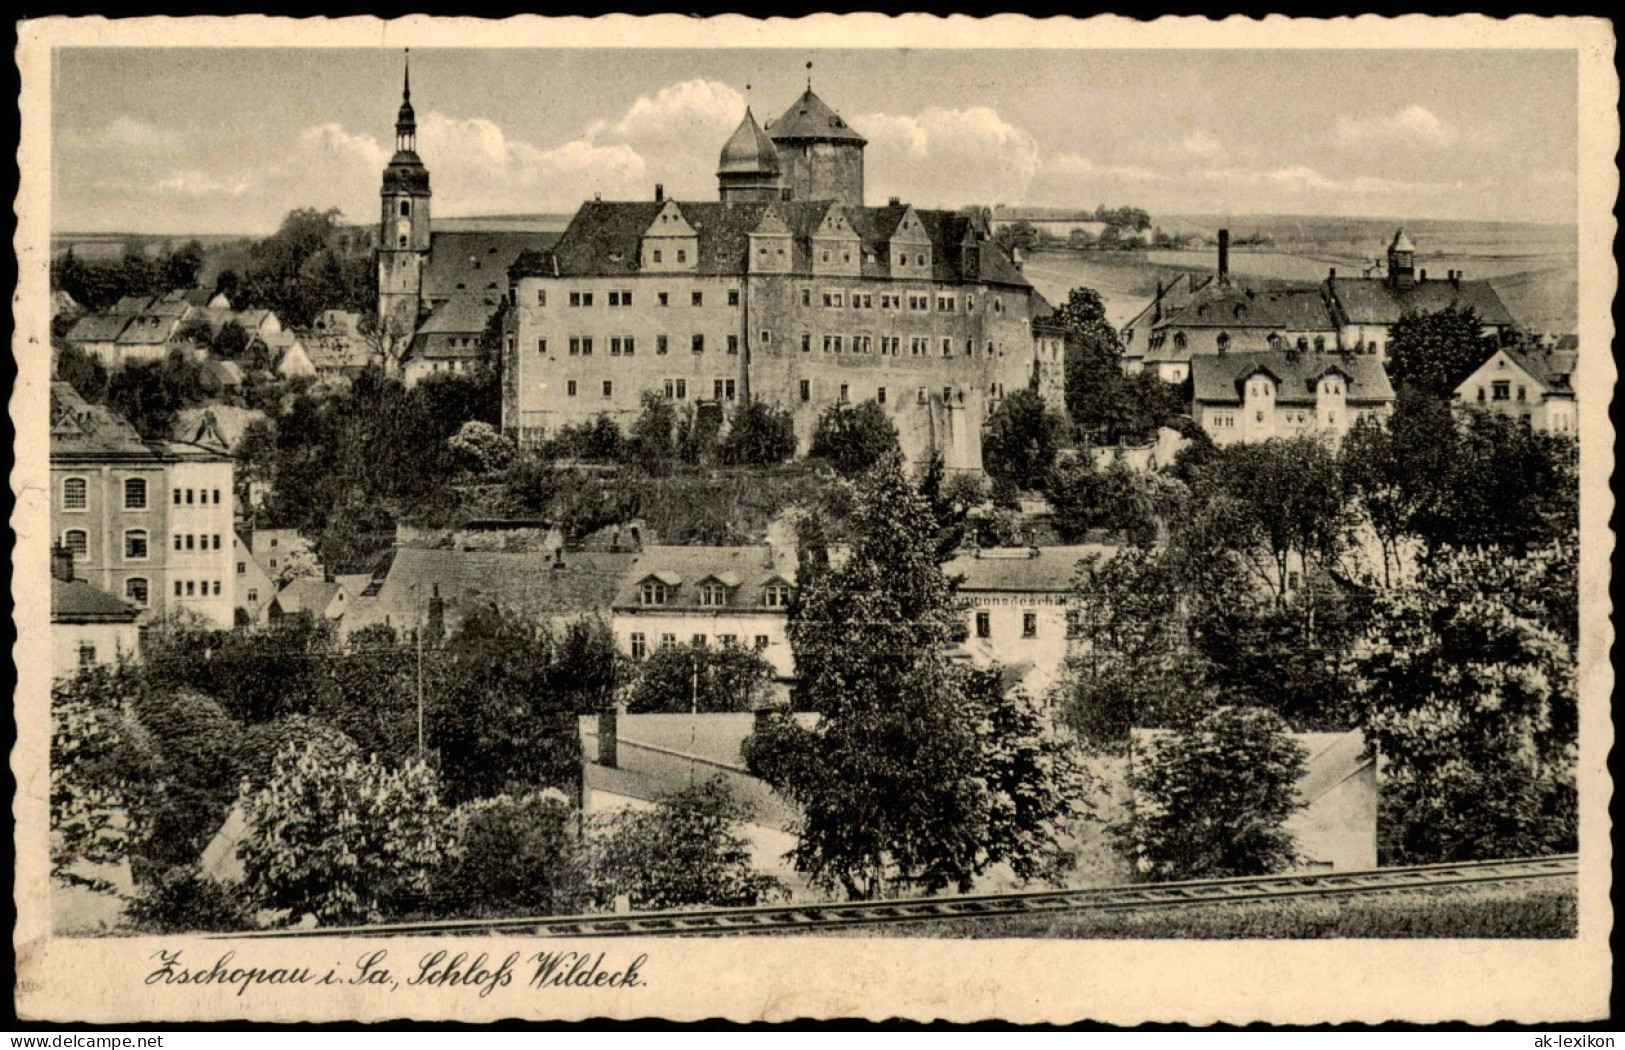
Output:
[113, 294, 156, 315]
[115, 313, 181, 346]
[1256, 288, 1337, 331]
[512, 200, 1032, 288]
[1473, 347, 1578, 396]
[52, 577, 141, 622]
[765, 89, 866, 145]
[346, 547, 638, 635]
[66, 313, 134, 344]
[611, 545, 795, 612]
[1326, 276, 1515, 327]
[718, 108, 781, 176]
[412, 295, 500, 354]
[50, 382, 149, 455]
[1156, 277, 1288, 331]
[200, 359, 243, 387]
[943, 545, 1120, 594]
[274, 577, 342, 617]
[1191, 350, 1395, 407]
[423, 231, 559, 302]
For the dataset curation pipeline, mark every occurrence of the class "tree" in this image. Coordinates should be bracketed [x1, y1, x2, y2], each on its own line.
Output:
[447, 420, 516, 476]
[744, 458, 1087, 897]
[124, 865, 257, 934]
[1354, 545, 1577, 864]
[272, 534, 322, 588]
[807, 400, 899, 477]
[239, 738, 450, 926]
[627, 391, 678, 476]
[982, 389, 1065, 492]
[624, 642, 774, 714]
[1385, 306, 1496, 398]
[163, 239, 206, 291]
[50, 668, 149, 891]
[717, 399, 797, 467]
[1044, 456, 1165, 546]
[124, 687, 245, 882]
[916, 450, 988, 560]
[54, 342, 108, 402]
[586, 778, 788, 910]
[212, 319, 250, 360]
[1112, 706, 1308, 881]
[991, 220, 1040, 257]
[435, 789, 588, 918]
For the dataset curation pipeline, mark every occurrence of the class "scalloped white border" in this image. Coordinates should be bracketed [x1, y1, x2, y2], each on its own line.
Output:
[12, 13, 1618, 1025]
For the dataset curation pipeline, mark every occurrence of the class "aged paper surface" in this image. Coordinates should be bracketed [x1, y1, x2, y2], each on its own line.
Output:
[13, 13, 1616, 1024]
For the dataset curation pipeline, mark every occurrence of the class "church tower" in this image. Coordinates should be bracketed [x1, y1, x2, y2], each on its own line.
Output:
[378, 52, 432, 340]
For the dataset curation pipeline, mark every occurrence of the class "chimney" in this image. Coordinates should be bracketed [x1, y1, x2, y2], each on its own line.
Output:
[1420, 268, 1428, 282]
[426, 583, 445, 641]
[629, 524, 643, 551]
[888, 196, 901, 206]
[1011, 247, 1024, 271]
[1218, 229, 1230, 279]
[1156, 279, 1164, 300]
[552, 546, 566, 569]
[597, 706, 619, 769]
[51, 544, 73, 582]
[594, 191, 602, 202]
[655, 183, 664, 203]
[1328, 267, 1336, 280]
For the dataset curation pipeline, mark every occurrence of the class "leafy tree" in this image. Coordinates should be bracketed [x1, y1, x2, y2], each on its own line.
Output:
[239, 739, 450, 925]
[447, 420, 516, 476]
[124, 687, 245, 881]
[104, 351, 212, 439]
[1112, 706, 1308, 881]
[212, 319, 250, 360]
[628, 392, 678, 476]
[624, 641, 774, 714]
[1385, 306, 1496, 398]
[141, 616, 332, 725]
[124, 865, 256, 934]
[236, 716, 359, 793]
[163, 239, 206, 290]
[982, 389, 1065, 492]
[745, 458, 1087, 897]
[238, 207, 358, 329]
[271, 534, 322, 588]
[916, 450, 988, 560]
[675, 403, 724, 464]
[1044, 456, 1165, 545]
[435, 789, 588, 918]
[50, 667, 148, 890]
[1414, 408, 1576, 554]
[718, 399, 797, 467]
[807, 400, 899, 478]
[586, 777, 788, 910]
[992, 220, 1040, 257]
[1354, 546, 1577, 864]
[54, 342, 109, 402]
[546, 415, 626, 463]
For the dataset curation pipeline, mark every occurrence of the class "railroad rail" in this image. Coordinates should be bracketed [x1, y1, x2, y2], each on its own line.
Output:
[222, 853, 1577, 940]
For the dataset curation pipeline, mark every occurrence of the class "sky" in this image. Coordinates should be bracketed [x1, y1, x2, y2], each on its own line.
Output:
[52, 47, 1578, 235]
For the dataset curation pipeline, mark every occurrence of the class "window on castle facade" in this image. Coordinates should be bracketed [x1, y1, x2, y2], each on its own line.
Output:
[567, 380, 578, 397]
[728, 290, 740, 306]
[692, 334, 705, 353]
[692, 291, 703, 306]
[657, 335, 669, 355]
[800, 379, 810, 402]
[727, 335, 739, 355]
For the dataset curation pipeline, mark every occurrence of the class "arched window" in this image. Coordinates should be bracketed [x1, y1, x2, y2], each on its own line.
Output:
[62, 530, 88, 558]
[125, 578, 149, 607]
[123, 529, 149, 561]
[62, 477, 87, 511]
[1314, 336, 1326, 351]
[1173, 332, 1188, 351]
[1216, 333, 1231, 353]
[400, 200, 410, 217]
[1297, 336, 1310, 351]
[123, 477, 147, 510]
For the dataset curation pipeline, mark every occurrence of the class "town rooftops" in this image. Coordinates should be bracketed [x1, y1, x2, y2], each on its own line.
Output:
[510, 199, 1030, 288]
[50, 382, 149, 456]
[411, 295, 500, 356]
[1326, 273, 1514, 327]
[52, 577, 141, 623]
[943, 544, 1119, 594]
[65, 313, 134, 345]
[1461, 346, 1579, 398]
[612, 545, 796, 612]
[273, 577, 344, 618]
[1191, 350, 1395, 407]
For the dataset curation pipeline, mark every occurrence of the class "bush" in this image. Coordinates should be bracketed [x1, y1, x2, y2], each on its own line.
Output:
[808, 400, 899, 477]
[624, 642, 775, 714]
[124, 865, 257, 934]
[586, 777, 787, 910]
[434, 789, 588, 919]
[718, 400, 797, 467]
[447, 420, 516, 475]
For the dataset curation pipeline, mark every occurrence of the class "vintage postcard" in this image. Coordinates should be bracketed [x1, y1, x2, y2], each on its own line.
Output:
[12, 13, 1616, 1024]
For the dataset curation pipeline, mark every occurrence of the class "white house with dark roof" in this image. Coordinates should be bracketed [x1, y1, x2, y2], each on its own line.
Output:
[1191, 349, 1395, 446]
[1453, 346, 1578, 436]
[51, 547, 142, 678]
[610, 545, 798, 678]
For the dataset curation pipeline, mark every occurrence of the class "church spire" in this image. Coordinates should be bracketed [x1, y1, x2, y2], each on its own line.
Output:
[395, 49, 417, 153]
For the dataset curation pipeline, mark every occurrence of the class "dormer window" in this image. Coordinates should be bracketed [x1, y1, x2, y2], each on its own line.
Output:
[763, 583, 792, 608]
[699, 583, 728, 607]
[640, 581, 669, 605]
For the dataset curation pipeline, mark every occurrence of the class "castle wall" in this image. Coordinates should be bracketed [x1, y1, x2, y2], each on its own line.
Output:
[777, 141, 864, 207]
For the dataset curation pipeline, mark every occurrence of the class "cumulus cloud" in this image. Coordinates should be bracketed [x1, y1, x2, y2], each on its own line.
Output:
[59, 115, 185, 153]
[1336, 105, 1458, 147]
[153, 170, 252, 198]
[858, 106, 1043, 207]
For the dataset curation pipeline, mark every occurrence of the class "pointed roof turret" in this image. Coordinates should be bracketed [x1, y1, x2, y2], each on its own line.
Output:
[396, 50, 417, 139]
[1389, 228, 1416, 254]
[384, 49, 429, 196]
[717, 107, 781, 177]
[766, 88, 866, 145]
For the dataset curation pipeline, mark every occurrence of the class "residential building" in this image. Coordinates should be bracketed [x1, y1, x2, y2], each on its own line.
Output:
[259, 330, 317, 379]
[112, 297, 193, 365]
[64, 312, 134, 364]
[610, 545, 798, 679]
[1453, 346, 1578, 436]
[51, 547, 142, 678]
[51, 383, 236, 627]
[232, 531, 277, 626]
[271, 575, 364, 622]
[943, 545, 1116, 695]
[162, 287, 233, 311]
[403, 294, 496, 384]
[372, 61, 1052, 473]
[1323, 230, 1515, 356]
[1190, 349, 1395, 446]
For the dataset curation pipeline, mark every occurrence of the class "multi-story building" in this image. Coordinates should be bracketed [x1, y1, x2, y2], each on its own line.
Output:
[50, 546, 142, 678]
[1453, 346, 1578, 436]
[610, 545, 799, 679]
[50, 382, 237, 627]
[1189, 349, 1394, 446]
[371, 63, 1055, 473]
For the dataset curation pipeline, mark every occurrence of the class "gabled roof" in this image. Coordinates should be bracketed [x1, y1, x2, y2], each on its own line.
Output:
[50, 382, 149, 456]
[943, 545, 1119, 594]
[423, 230, 559, 302]
[1256, 288, 1337, 331]
[1155, 277, 1287, 331]
[413, 294, 499, 346]
[66, 313, 134, 344]
[1463, 347, 1578, 397]
[113, 294, 156, 315]
[1326, 275, 1515, 327]
[115, 313, 182, 346]
[612, 546, 795, 611]
[765, 88, 866, 145]
[52, 577, 141, 623]
[274, 577, 344, 617]
[1192, 350, 1395, 406]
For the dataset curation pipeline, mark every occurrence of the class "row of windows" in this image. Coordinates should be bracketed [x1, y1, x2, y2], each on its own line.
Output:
[553, 334, 744, 357]
[1480, 381, 1528, 402]
[174, 579, 224, 598]
[794, 382, 1000, 406]
[175, 487, 224, 506]
[63, 529, 153, 560]
[542, 331, 998, 359]
[174, 533, 224, 552]
[555, 288, 742, 309]
[637, 582, 792, 607]
[61, 477, 153, 511]
[628, 632, 772, 658]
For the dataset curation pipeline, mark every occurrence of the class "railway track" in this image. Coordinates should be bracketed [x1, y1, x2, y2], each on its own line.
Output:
[223, 853, 1578, 940]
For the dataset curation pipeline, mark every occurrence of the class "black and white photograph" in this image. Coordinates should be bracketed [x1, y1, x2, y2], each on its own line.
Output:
[12, 13, 1615, 1025]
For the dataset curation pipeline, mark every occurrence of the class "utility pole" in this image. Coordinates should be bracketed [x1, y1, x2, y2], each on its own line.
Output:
[416, 612, 425, 760]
